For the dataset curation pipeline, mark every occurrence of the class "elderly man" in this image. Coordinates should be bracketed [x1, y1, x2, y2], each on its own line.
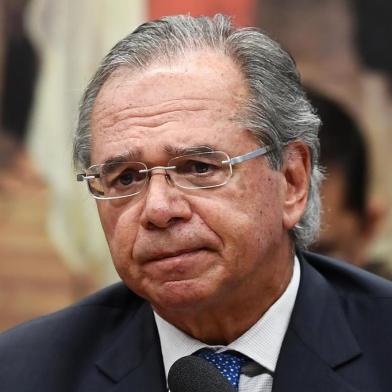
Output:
[1, 14, 392, 392]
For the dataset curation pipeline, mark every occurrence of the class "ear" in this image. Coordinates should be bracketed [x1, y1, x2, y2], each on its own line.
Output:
[281, 142, 311, 230]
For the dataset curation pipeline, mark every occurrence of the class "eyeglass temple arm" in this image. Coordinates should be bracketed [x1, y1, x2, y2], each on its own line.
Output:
[225, 145, 272, 165]
[76, 173, 99, 182]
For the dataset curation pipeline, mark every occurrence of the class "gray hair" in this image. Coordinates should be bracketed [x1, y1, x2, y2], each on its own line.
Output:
[74, 14, 322, 249]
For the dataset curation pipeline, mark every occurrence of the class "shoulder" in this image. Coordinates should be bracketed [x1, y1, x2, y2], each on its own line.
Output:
[301, 250, 392, 298]
[300, 250, 392, 340]
[0, 283, 154, 390]
[0, 282, 144, 361]
[285, 252, 392, 389]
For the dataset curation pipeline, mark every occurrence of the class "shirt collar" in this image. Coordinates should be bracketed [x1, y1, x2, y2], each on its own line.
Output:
[154, 256, 300, 378]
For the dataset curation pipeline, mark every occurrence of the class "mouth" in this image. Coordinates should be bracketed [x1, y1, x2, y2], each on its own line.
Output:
[146, 248, 208, 263]
[140, 247, 213, 282]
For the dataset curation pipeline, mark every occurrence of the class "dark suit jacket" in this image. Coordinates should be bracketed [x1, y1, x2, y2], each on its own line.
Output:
[1, 252, 392, 391]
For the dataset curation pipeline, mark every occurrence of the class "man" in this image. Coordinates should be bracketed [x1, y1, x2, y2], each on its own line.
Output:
[308, 91, 392, 279]
[1, 14, 392, 391]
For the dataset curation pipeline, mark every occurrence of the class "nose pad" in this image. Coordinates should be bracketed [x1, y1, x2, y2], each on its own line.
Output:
[164, 173, 173, 186]
[146, 167, 175, 189]
[147, 170, 173, 187]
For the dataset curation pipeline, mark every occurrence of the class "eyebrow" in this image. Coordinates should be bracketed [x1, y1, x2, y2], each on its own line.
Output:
[99, 144, 217, 172]
[99, 150, 143, 175]
[102, 150, 142, 166]
[164, 144, 216, 156]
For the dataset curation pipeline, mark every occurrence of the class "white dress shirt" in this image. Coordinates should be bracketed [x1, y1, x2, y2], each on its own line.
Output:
[154, 256, 300, 392]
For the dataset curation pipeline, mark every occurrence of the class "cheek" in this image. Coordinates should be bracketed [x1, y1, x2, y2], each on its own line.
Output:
[234, 170, 284, 222]
[97, 203, 140, 265]
[197, 173, 284, 261]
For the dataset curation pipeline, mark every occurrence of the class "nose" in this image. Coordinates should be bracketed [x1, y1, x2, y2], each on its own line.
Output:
[140, 171, 192, 229]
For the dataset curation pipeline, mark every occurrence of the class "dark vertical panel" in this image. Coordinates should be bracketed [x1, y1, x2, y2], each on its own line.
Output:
[354, 0, 392, 79]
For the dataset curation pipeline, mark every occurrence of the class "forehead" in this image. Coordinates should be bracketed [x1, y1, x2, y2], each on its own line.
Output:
[90, 50, 251, 164]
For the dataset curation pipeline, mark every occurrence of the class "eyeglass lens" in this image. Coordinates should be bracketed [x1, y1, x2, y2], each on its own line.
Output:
[88, 161, 147, 198]
[169, 151, 231, 189]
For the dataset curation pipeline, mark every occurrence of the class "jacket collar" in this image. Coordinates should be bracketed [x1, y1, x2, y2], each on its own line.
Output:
[272, 251, 362, 391]
[95, 299, 166, 391]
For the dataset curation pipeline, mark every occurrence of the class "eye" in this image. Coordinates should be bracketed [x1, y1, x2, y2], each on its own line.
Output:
[177, 159, 217, 175]
[117, 169, 135, 186]
[107, 167, 144, 189]
[192, 161, 211, 174]
[96, 162, 148, 197]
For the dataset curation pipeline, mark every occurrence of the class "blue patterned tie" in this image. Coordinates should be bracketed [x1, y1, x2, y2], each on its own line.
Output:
[194, 348, 247, 389]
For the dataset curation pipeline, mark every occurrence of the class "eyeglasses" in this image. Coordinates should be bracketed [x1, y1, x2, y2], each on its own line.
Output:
[76, 145, 272, 200]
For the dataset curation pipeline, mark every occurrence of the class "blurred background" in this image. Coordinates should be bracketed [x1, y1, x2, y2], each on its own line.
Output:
[1, 0, 391, 331]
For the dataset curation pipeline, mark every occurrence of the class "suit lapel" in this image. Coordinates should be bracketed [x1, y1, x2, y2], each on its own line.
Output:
[272, 253, 362, 392]
[95, 300, 166, 391]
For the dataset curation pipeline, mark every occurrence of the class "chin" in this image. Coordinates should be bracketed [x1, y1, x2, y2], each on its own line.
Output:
[148, 279, 217, 314]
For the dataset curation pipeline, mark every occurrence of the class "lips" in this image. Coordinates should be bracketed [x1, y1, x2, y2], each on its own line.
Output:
[132, 224, 221, 264]
[141, 247, 208, 263]
[139, 247, 213, 283]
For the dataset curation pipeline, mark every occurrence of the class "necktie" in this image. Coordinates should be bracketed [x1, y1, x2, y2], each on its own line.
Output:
[194, 348, 247, 389]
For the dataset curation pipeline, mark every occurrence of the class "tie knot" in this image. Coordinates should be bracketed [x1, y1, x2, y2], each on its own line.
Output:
[194, 348, 248, 389]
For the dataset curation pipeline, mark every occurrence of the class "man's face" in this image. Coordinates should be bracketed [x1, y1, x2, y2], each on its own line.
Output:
[90, 50, 306, 317]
